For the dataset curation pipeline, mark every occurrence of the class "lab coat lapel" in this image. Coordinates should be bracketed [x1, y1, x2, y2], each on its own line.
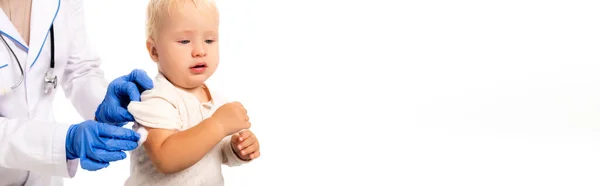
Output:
[0, 7, 29, 72]
[27, 0, 60, 71]
[0, 8, 28, 50]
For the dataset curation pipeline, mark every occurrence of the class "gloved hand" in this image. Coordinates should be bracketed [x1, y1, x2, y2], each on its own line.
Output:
[66, 120, 140, 171]
[95, 69, 154, 126]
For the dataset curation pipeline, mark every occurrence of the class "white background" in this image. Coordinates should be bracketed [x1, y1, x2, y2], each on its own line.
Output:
[54, 0, 600, 185]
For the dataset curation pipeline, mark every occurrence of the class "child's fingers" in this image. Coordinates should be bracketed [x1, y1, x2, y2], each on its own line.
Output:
[249, 151, 260, 159]
[236, 136, 255, 151]
[240, 143, 259, 156]
[238, 130, 253, 141]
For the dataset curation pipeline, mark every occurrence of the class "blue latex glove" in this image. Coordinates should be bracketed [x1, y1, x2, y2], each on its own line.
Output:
[66, 120, 140, 171]
[95, 69, 154, 126]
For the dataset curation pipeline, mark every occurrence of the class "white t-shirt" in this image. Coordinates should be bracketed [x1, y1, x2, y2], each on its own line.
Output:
[124, 73, 249, 186]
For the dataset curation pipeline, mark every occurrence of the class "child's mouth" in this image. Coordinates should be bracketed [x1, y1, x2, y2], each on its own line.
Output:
[189, 63, 207, 73]
[192, 64, 206, 68]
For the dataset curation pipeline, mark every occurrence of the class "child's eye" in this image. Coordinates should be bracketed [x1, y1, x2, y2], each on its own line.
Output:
[205, 40, 214, 44]
[178, 40, 190, 44]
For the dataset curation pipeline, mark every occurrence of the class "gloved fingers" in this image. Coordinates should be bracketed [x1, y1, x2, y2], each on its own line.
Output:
[126, 69, 154, 91]
[87, 148, 127, 162]
[97, 123, 141, 141]
[111, 106, 135, 123]
[98, 137, 139, 151]
[96, 98, 133, 124]
[80, 157, 109, 171]
[117, 81, 142, 102]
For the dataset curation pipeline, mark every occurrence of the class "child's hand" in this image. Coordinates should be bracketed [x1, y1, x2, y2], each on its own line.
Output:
[231, 130, 260, 161]
[211, 102, 251, 136]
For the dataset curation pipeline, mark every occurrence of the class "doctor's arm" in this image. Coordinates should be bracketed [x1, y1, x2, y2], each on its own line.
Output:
[0, 116, 141, 174]
[59, 0, 107, 120]
[0, 117, 78, 178]
[0, 116, 140, 174]
[60, 0, 152, 124]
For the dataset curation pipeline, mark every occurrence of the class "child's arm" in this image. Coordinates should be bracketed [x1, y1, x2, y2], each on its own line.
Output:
[128, 89, 251, 174]
[143, 117, 225, 174]
[127, 89, 226, 174]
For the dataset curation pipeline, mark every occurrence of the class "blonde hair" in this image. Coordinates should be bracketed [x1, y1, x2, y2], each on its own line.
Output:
[146, 0, 218, 39]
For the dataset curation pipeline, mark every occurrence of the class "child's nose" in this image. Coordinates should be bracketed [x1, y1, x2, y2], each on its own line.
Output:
[192, 45, 207, 57]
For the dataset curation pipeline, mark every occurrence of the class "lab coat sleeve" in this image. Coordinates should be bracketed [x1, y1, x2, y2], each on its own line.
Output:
[60, 0, 108, 121]
[0, 117, 79, 178]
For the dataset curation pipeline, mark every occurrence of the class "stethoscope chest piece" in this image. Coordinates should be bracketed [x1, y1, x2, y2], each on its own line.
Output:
[44, 68, 57, 94]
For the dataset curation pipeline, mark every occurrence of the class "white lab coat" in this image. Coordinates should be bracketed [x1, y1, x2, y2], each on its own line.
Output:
[0, 0, 108, 185]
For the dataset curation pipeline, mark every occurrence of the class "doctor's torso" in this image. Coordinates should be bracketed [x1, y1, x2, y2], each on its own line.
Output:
[0, 0, 69, 122]
[0, 1, 106, 185]
[0, 1, 80, 185]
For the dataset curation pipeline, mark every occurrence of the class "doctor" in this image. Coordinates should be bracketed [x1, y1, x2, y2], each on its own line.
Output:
[0, 0, 154, 185]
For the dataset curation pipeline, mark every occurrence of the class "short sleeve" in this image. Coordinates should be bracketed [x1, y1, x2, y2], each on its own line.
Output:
[127, 88, 183, 131]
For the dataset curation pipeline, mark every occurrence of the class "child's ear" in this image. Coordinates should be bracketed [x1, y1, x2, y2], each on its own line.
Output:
[146, 38, 159, 62]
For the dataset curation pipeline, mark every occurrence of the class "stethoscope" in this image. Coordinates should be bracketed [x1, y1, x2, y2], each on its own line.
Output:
[0, 25, 57, 95]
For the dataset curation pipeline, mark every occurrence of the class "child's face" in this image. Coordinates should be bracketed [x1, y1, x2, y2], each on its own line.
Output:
[147, 2, 219, 90]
